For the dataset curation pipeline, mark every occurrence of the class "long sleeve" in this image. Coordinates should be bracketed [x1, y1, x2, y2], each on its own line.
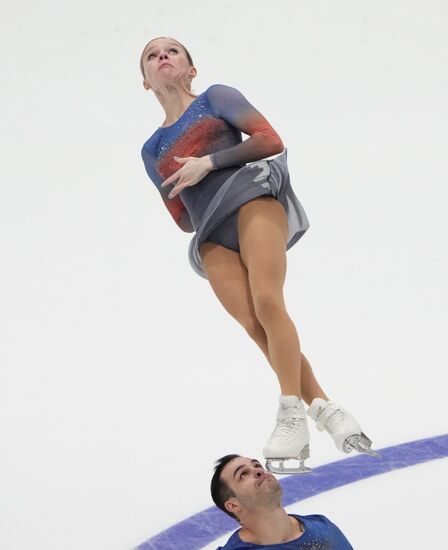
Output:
[141, 146, 194, 233]
[207, 84, 284, 169]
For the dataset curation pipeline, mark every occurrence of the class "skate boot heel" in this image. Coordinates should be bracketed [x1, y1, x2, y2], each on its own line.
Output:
[308, 398, 381, 458]
[300, 443, 310, 460]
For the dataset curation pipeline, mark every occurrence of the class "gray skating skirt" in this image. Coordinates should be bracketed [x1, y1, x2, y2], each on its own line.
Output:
[188, 149, 310, 279]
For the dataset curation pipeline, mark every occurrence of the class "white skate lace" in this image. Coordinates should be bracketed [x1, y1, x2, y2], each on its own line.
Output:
[269, 407, 305, 444]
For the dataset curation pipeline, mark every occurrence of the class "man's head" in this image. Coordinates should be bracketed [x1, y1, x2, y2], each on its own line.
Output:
[210, 455, 282, 523]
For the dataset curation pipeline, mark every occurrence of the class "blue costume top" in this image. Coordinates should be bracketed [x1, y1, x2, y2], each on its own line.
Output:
[141, 84, 310, 278]
[217, 514, 353, 550]
[141, 84, 284, 231]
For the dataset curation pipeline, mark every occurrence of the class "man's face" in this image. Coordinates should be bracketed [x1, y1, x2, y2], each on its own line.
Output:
[220, 457, 282, 518]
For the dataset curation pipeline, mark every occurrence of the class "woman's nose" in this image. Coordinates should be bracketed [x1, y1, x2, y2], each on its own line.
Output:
[159, 53, 168, 60]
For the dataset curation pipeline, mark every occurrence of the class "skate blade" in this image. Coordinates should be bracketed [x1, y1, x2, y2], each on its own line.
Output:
[265, 445, 312, 475]
[265, 458, 312, 474]
[345, 433, 382, 458]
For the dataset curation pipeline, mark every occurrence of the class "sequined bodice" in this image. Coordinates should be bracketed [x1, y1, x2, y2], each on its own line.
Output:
[141, 84, 284, 232]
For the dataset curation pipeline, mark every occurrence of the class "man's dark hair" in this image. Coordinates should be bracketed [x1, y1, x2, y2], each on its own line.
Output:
[210, 454, 240, 521]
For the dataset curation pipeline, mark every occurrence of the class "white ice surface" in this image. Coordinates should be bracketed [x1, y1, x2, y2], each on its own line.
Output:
[1, 1, 447, 549]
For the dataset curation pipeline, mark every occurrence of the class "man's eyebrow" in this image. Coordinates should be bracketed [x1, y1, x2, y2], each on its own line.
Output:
[232, 459, 260, 479]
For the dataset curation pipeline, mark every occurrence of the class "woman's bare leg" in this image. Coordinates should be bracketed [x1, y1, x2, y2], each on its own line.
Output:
[237, 197, 303, 396]
[200, 221, 328, 402]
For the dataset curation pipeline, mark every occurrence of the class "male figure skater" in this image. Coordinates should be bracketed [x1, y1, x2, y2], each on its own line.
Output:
[211, 454, 353, 549]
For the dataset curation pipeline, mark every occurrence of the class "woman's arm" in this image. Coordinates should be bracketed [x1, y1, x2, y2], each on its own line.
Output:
[207, 84, 284, 169]
[160, 85, 284, 201]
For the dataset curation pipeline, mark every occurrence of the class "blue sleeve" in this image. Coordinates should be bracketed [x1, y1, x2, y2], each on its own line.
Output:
[206, 84, 284, 169]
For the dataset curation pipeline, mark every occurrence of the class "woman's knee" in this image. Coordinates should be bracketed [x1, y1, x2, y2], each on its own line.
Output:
[252, 291, 285, 326]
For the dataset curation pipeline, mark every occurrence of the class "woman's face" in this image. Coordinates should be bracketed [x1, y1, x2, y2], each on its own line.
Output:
[141, 37, 196, 92]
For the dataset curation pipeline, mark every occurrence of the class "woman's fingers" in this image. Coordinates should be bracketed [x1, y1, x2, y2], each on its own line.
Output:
[161, 158, 192, 187]
[161, 169, 180, 187]
[163, 157, 209, 198]
[173, 156, 190, 164]
[168, 182, 189, 199]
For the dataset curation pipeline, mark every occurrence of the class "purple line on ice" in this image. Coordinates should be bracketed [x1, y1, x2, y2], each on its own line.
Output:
[135, 433, 448, 550]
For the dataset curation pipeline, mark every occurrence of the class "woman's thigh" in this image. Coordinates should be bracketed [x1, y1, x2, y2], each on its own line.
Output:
[237, 197, 289, 296]
[199, 242, 259, 329]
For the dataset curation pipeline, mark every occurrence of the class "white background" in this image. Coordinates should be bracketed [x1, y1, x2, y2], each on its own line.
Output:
[1, 1, 447, 549]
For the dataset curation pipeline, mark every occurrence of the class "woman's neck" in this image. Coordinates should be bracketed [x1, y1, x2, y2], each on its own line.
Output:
[154, 84, 197, 127]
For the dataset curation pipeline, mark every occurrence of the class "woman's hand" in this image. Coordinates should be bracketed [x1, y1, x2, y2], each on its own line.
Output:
[162, 155, 214, 199]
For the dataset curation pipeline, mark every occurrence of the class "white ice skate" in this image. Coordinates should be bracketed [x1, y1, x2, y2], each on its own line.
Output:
[307, 398, 381, 458]
[263, 395, 311, 475]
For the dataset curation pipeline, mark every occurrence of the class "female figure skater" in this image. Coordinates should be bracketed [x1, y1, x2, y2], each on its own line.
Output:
[140, 37, 378, 473]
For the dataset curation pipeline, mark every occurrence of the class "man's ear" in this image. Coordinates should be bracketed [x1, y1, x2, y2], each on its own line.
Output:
[224, 497, 241, 517]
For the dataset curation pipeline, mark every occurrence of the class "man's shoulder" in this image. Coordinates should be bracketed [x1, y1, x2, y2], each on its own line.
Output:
[215, 528, 241, 549]
[293, 512, 330, 522]
[215, 517, 330, 549]
[216, 514, 349, 549]
[294, 513, 353, 549]
[294, 512, 343, 531]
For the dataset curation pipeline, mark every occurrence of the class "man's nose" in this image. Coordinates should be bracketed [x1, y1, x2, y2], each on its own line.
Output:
[255, 469, 263, 478]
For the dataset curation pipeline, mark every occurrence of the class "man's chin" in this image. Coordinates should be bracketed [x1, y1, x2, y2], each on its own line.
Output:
[260, 476, 281, 492]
